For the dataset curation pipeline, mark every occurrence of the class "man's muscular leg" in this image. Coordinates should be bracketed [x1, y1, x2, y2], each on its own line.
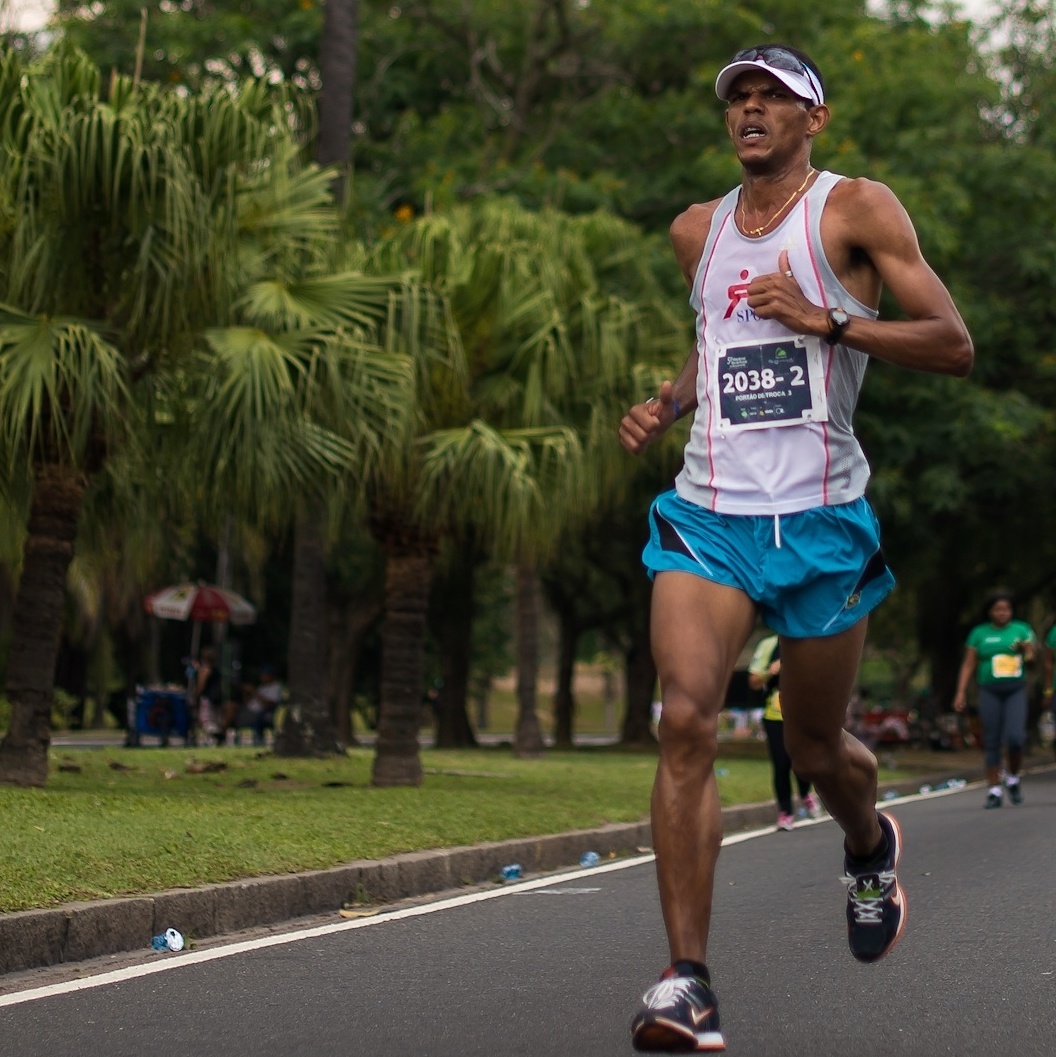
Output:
[649, 573, 757, 963]
[778, 619, 883, 858]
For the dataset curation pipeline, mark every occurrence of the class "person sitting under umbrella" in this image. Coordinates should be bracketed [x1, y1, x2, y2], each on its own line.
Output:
[242, 665, 284, 746]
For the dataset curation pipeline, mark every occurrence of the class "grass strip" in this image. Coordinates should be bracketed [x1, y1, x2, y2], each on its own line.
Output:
[1, 743, 916, 913]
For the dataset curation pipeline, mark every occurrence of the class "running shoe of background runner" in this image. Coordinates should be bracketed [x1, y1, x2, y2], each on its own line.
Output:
[844, 810, 907, 963]
[631, 964, 726, 1052]
[986, 790, 1002, 809]
[777, 812, 795, 831]
[1006, 778, 1023, 805]
[802, 792, 822, 819]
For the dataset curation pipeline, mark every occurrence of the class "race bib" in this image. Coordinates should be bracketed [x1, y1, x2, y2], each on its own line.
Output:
[714, 336, 829, 431]
[991, 654, 1023, 679]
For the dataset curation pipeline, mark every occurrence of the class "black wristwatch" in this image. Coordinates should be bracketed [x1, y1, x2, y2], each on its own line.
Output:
[825, 307, 851, 345]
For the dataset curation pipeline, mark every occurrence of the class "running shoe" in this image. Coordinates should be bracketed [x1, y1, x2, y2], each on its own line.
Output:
[844, 811, 907, 963]
[1006, 779, 1023, 805]
[985, 790, 1002, 809]
[777, 812, 795, 831]
[802, 793, 822, 819]
[631, 965, 726, 1052]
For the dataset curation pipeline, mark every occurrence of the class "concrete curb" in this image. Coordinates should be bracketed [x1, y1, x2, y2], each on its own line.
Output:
[0, 764, 988, 977]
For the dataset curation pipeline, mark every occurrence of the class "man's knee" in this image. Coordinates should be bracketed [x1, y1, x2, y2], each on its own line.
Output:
[785, 729, 869, 786]
[657, 696, 721, 764]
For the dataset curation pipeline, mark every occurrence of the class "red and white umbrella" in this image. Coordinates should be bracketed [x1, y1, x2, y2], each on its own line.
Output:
[144, 582, 257, 625]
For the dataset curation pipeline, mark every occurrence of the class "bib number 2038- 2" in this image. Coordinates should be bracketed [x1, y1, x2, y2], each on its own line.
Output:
[714, 336, 829, 431]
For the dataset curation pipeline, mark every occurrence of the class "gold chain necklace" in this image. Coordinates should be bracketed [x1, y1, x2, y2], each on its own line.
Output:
[739, 168, 815, 237]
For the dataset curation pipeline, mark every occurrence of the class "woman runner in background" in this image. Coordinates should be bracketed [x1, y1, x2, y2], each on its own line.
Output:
[953, 589, 1036, 808]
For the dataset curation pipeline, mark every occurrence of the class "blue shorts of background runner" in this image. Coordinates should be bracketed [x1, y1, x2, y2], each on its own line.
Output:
[642, 490, 895, 639]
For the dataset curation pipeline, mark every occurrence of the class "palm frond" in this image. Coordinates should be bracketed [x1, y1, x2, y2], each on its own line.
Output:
[415, 421, 585, 559]
[236, 273, 402, 331]
[0, 307, 131, 474]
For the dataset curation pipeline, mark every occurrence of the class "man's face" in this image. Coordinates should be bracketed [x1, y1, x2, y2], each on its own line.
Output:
[724, 71, 818, 166]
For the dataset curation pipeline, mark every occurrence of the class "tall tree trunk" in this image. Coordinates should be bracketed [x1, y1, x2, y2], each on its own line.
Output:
[432, 541, 478, 748]
[372, 547, 433, 787]
[919, 546, 971, 710]
[0, 465, 87, 787]
[0, 561, 14, 647]
[278, 0, 360, 755]
[326, 595, 381, 747]
[620, 636, 657, 746]
[113, 602, 147, 736]
[86, 618, 106, 730]
[276, 505, 342, 756]
[327, 596, 354, 745]
[552, 606, 578, 748]
[513, 562, 546, 757]
[316, 0, 359, 183]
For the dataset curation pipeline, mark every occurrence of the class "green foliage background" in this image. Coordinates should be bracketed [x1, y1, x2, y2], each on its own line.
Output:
[10, 0, 1056, 714]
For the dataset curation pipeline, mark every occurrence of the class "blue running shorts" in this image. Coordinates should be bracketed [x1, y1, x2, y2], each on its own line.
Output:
[642, 490, 895, 639]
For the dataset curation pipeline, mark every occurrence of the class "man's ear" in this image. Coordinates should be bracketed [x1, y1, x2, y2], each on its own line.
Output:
[806, 104, 830, 139]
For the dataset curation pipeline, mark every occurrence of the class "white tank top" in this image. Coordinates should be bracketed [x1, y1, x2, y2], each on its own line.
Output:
[675, 170, 878, 515]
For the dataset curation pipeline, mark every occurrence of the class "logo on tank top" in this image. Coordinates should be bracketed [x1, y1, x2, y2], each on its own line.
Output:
[724, 269, 761, 322]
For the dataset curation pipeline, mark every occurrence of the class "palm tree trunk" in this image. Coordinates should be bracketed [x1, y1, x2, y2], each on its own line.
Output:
[316, 0, 359, 184]
[327, 595, 381, 746]
[0, 563, 14, 645]
[372, 548, 432, 787]
[918, 548, 970, 708]
[513, 562, 546, 757]
[620, 637, 657, 746]
[275, 0, 360, 757]
[552, 606, 577, 748]
[276, 505, 342, 757]
[432, 541, 478, 748]
[0, 465, 87, 787]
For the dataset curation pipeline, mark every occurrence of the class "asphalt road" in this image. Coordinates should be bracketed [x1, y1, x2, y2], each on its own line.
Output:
[3, 770, 1055, 1057]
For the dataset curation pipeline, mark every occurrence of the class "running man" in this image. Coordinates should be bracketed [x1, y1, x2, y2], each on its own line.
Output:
[619, 44, 973, 1052]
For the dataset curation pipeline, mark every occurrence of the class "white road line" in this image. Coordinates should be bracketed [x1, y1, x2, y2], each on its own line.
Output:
[521, 887, 603, 895]
[0, 780, 988, 1008]
[0, 854, 653, 1008]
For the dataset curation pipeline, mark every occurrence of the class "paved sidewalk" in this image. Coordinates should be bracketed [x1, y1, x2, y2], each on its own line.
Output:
[0, 748, 1003, 979]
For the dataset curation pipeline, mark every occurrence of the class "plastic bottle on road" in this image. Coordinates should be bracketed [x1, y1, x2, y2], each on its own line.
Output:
[580, 851, 600, 868]
[500, 864, 522, 881]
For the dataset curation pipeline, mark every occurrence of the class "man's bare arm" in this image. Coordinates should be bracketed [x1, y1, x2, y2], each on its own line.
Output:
[618, 350, 699, 455]
[745, 179, 973, 377]
[669, 202, 718, 286]
[618, 203, 718, 456]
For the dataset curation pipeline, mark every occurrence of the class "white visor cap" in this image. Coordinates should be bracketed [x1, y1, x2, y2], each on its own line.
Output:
[715, 59, 824, 107]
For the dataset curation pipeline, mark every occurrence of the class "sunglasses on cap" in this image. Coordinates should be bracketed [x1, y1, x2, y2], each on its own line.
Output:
[728, 46, 824, 103]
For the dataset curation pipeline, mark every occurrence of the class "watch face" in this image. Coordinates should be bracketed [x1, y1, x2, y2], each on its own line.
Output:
[832, 309, 850, 326]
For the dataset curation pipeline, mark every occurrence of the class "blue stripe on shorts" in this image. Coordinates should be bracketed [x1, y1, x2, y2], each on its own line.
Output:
[642, 490, 895, 639]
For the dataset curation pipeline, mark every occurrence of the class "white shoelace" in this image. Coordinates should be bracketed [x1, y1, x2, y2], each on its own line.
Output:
[846, 870, 895, 925]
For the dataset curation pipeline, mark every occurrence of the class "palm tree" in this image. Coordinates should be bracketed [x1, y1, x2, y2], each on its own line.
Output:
[413, 204, 685, 756]
[364, 198, 612, 783]
[0, 45, 336, 785]
[189, 226, 423, 756]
